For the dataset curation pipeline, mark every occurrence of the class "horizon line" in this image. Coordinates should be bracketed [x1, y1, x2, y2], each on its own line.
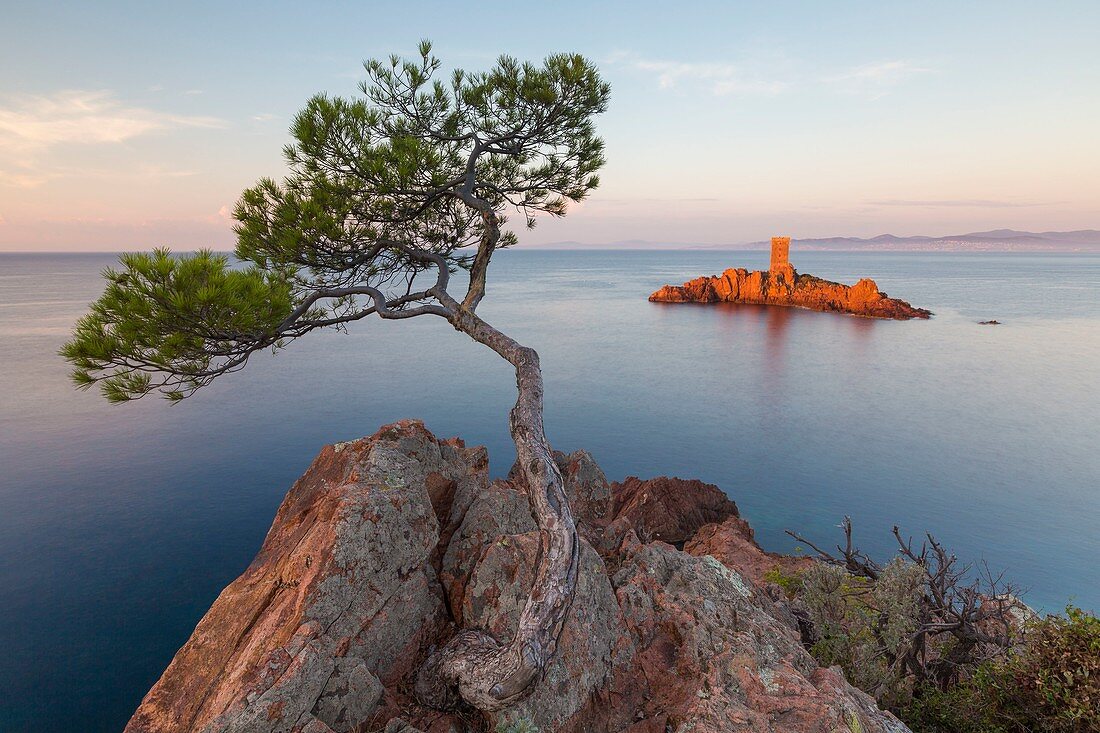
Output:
[4, 245, 1098, 255]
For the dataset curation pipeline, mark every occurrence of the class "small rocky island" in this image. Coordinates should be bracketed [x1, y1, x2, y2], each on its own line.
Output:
[650, 237, 932, 320]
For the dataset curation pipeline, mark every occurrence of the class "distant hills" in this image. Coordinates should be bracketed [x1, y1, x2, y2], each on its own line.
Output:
[533, 230, 1100, 252]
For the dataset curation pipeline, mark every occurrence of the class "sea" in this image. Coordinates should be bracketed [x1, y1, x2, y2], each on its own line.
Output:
[1, 249, 1098, 732]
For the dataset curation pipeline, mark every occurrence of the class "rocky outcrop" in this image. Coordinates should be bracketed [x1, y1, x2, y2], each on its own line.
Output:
[124, 421, 482, 733]
[599, 545, 904, 733]
[608, 476, 738, 547]
[685, 514, 813, 587]
[127, 421, 910, 733]
[649, 266, 931, 319]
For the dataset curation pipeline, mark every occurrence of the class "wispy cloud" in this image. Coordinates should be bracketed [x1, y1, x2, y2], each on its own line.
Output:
[0, 213, 239, 251]
[0, 90, 226, 189]
[608, 52, 790, 96]
[611, 51, 931, 99]
[133, 163, 199, 179]
[0, 170, 52, 188]
[636, 60, 788, 95]
[0, 90, 225, 150]
[251, 113, 277, 122]
[869, 198, 1049, 208]
[825, 60, 932, 97]
[0, 161, 199, 189]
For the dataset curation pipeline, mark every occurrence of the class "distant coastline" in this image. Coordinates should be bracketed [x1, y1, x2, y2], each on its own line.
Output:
[4, 229, 1100, 255]
[527, 229, 1100, 253]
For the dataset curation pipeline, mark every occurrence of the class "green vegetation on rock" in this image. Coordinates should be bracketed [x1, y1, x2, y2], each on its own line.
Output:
[901, 606, 1100, 733]
[786, 518, 1100, 733]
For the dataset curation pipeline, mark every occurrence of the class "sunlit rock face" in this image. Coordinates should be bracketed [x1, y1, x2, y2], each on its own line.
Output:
[649, 245, 932, 320]
[606, 475, 738, 547]
[124, 420, 482, 733]
[126, 421, 911, 733]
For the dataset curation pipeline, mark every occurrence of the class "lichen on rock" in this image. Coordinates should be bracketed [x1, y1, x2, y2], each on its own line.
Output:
[125, 421, 911, 733]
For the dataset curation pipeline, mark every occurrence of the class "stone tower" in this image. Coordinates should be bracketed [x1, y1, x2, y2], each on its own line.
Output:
[769, 236, 795, 283]
[770, 236, 790, 272]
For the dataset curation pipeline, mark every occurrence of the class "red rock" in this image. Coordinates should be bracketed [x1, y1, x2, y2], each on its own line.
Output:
[126, 422, 910, 733]
[609, 475, 739, 546]
[650, 266, 932, 319]
[506, 449, 612, 545]
[686, 514, 812, 587]
[590, 543, 908, 733]
[124, 420, 479, 733]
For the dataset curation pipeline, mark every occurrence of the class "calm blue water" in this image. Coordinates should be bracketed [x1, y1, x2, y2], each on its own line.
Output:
[1, 250, 1098, 732]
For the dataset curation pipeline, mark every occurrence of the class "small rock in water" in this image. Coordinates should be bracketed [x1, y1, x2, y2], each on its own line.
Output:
[978, 320, 1001, 325]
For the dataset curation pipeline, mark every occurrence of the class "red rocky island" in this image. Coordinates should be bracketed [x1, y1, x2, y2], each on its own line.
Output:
[650, 237, 932, 320]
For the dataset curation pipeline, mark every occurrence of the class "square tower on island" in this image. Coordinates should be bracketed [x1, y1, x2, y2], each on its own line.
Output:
[769, 236, 794, 282]
[770, 236, 790, 271]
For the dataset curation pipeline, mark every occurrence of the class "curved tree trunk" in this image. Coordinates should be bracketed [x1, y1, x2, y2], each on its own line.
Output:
[414, 300, 580, 712]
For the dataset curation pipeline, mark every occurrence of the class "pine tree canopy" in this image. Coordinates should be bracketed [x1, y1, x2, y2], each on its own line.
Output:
[62, 41, 610, 402]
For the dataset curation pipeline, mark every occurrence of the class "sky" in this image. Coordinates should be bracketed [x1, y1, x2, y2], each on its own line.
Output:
[1, 1, 1098, 251]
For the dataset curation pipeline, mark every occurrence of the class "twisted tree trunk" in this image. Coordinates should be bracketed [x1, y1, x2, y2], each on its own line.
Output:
[414, 298, 580, 711]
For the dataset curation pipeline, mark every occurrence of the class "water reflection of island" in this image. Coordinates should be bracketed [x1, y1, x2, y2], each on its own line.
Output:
[650, 237, 931, 319]
[710, 301, 875, 391]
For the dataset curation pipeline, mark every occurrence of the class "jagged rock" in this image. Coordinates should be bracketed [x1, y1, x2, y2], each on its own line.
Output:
[649, 266, 931, 319]
[311, 658, 384, 732]
[600, 544, 908, 733]
[462, 533, 631, 732]
[439, 479, 535, 626]
[609, 476, 739, 547]
[445, 449, 628, 731]
[685, 514, 812, 586]
[503, 449, 611, 543]
[440, 448, 611, 622]
[127, 421, 910, 733]
[383, 719, 425, 733]
[124, 421, 481, 733]
[555, 449, 613, 540]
